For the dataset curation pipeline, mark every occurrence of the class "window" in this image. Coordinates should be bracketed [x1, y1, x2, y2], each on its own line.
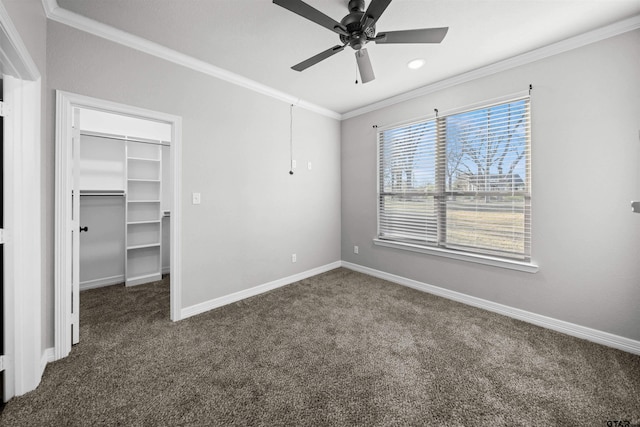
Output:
[378, 96, 531, 262]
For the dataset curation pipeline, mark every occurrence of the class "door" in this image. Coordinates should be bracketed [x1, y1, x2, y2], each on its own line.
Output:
[0, 79, 5, 407]
[71, 108, 80, 345]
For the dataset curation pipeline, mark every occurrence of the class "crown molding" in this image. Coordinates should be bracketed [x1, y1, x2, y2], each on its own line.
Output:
[342, 14, 640, 120]
[41, 0, 639, 122]
[40, 0, 342, 120]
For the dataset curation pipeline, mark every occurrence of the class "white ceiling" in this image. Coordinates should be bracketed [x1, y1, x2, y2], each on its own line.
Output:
[55, 0, 640, 115]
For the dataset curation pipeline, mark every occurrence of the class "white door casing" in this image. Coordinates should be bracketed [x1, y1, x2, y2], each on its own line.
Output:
[71, 108, 80, 344]
[0, 2, 43, 402]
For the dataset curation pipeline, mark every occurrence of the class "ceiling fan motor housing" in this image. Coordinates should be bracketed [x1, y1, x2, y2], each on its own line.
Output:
[340, 0, 375, 50]
[348, 0, 365, 12]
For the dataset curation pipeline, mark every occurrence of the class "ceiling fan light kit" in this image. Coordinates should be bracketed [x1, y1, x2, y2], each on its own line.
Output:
[408, 58, 426, 70]
[273, 0, 448, 83]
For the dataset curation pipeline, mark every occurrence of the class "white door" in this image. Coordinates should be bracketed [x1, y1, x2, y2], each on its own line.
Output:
[0, 82, 5, 400]
[71, 108, 80, 344]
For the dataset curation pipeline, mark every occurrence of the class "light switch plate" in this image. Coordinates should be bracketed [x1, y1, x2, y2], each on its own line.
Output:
[192, 192, 201, 205]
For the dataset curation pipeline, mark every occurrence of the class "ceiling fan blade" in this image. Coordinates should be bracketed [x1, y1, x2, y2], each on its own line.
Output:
[360, 0, 392, 30]
[355, 48, 375, 83]
[375, 27, 449, 44]
[292, 45, 346, 71]
[273, 0, 348, 36]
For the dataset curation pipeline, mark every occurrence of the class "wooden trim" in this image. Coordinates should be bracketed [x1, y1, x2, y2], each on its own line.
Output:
[181, 262, 341, 319]
[373, 238, 539, 273]
[0, 2, 44, 401]
[54, 91, 73, 359]
[80, 275, 125, 291]
[3, 76, 42, 398]
[41, 0, 340, 120]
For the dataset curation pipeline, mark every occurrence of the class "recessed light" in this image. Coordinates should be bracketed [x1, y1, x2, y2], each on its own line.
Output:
[407, 59, 426, 70]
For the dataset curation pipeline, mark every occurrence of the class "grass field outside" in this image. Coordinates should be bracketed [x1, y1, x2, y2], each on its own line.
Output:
[380, 196, 527, 256]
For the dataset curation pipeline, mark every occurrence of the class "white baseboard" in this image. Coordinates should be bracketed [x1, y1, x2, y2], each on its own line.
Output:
[162, 266, 170, 274]
[341, 261, 640, 355]
[181, 261, 342, 320]
[40, 347, 55, 376]
[126, 273, 162, 287]
[80, 274, 124, 291]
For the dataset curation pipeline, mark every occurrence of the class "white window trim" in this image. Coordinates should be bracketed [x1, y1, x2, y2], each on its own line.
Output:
[373, 238, 538, 273]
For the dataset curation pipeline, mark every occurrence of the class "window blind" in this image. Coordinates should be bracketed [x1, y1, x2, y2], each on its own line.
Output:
[378, 96, 531, 261]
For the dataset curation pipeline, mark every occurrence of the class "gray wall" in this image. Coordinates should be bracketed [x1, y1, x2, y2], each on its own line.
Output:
[341, 30, 640, 341]
[45, 21, 341, 345]
[2, 0, 46, 74]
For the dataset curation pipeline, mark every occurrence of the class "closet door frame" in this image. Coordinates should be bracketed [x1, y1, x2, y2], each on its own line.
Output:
[54, 91, 183, 361]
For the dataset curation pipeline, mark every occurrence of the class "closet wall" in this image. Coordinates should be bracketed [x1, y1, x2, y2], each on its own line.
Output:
[78, 109, 172, 290]
[79, 133, 126, 289]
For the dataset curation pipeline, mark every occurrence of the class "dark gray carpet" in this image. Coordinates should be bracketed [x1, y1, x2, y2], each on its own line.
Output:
[2, 268, 639, 426]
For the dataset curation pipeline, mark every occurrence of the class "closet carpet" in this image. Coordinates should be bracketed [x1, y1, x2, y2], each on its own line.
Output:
[2, 268, 639, 426]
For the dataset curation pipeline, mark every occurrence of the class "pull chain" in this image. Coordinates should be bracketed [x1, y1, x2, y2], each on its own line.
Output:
[289, 104, 294, 175]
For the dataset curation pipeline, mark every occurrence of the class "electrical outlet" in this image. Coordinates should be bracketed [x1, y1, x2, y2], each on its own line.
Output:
[292, 159, 297, 169]
[292, 253, 297, 263]
[354, 245, 359, 254]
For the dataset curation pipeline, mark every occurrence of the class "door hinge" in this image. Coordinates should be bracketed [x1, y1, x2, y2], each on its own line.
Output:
[0, 101, 8, 117]
[0, 355, 5, 372]
[0, 228, 5, 244]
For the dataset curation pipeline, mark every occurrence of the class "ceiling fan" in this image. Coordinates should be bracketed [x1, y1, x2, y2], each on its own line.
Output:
[273, 0, 448, 83]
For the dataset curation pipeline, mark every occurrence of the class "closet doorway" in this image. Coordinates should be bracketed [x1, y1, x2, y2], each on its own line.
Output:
[55, 92, 183, 361]
[78, 109, 171, 291]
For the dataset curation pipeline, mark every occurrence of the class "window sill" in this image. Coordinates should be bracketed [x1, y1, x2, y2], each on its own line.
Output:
[373, 239, 539, 273]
